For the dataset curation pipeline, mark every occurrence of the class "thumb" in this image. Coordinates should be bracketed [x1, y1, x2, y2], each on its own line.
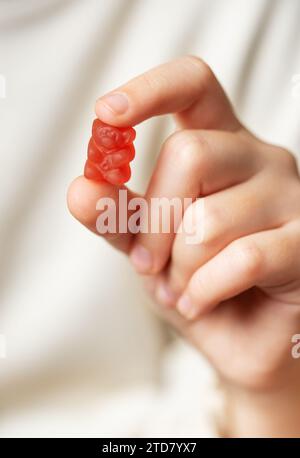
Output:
[67, 176, 139, 254]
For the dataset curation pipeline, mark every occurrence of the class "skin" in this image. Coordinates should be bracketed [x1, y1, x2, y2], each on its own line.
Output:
[67, 56, 300, 437]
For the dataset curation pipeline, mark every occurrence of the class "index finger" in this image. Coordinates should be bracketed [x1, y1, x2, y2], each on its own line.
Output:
[95, 55, 240, 131]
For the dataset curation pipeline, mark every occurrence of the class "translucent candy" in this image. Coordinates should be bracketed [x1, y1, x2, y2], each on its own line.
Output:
[84, 119, 136, 186]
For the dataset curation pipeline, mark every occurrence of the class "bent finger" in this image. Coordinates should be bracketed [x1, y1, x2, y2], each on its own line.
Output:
[177, 222, 300, 319]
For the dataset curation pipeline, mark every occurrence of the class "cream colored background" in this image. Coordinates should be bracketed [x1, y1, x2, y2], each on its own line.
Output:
[0, 0, 299, 437]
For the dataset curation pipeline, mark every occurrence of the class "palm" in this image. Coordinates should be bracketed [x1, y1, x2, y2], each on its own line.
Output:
[162, 288, 300, 390]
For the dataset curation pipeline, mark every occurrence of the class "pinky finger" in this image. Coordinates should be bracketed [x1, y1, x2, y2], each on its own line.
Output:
[176, 221, 300, 319]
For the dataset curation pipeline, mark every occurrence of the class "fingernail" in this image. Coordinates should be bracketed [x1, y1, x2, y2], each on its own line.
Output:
[156, 281, 177, 307]
[97, 92, 129, 116]
[177, 295, 197, 319]
[130, 245, 152, 273]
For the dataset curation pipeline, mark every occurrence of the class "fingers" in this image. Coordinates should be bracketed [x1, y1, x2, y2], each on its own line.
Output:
[95, 56, 241, 131]
[168, 169, 284, 293]
[130, 129, 258, 275]
[67, 176, 138, 254]
[176, 221, 300, 319]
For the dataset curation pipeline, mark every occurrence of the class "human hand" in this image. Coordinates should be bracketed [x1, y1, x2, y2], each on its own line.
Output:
[67, 57, 300, 434]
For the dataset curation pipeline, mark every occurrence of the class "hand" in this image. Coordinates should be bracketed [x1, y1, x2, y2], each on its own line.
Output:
[67, 56, 300, 436]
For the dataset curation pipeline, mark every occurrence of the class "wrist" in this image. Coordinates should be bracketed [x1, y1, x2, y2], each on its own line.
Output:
[220, 378, 300, 437]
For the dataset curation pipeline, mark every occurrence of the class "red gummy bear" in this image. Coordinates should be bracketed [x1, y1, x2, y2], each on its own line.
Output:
[84, 119, 136, 186]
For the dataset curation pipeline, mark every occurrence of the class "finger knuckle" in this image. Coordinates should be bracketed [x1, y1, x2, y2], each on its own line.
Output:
[273, 147, 298, 171]
[163, 130, 210, 173]
[202, 204, 223, 246]
[232, 239, 264, 278]
[183, 55, 214, 85]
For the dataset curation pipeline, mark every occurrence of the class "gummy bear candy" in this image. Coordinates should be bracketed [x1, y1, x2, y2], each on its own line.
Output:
[84, 119, 136, 186]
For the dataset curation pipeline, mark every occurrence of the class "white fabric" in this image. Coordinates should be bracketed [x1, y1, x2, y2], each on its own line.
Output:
[0, 0, 299, 437]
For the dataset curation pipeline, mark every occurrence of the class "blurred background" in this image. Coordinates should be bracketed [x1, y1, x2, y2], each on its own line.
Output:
[0, 0, 299, 437]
